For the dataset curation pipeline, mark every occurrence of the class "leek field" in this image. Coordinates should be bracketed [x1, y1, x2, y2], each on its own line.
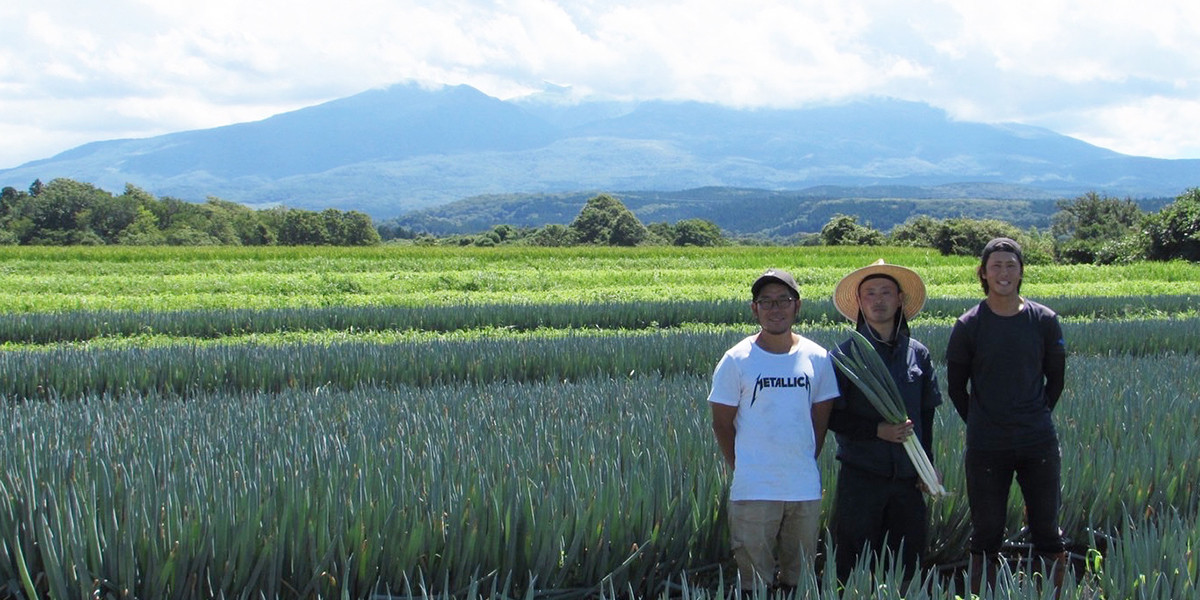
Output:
[1, 246, 1198, 599]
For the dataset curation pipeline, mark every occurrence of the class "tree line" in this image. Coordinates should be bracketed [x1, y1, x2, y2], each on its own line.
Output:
[386, 194, 729, 248]
[388, 189, 1200, 264]
[4, 178, 1199, 263]
[816, 188, 1200, 264]
[1, 179, 381, 246]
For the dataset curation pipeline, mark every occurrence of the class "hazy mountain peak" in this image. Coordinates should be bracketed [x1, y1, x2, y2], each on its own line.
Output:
[1, 83, 1194, 218]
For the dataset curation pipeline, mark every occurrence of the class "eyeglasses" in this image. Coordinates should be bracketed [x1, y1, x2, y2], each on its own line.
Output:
[754, 297, 797, 310]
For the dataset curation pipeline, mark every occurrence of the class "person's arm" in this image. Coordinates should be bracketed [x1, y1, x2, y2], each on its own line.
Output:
[1044, 316, 1067, 410]
[945, 318, 973, 422]
[920, 406, 936, 460]
[1044, 351, 1065, 410]
[918, 345, 944, 492]
[947, 361, 970, 421]
[828, 407, 885, 439]
[812, 400, 833, 458]
[919, 346, 942, 456]
[711, 403, 738, 469]
[828, 368, 883, 440]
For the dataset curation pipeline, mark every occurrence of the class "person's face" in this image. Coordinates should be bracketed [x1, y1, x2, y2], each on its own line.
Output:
[752, 282, 799, 335]
[857, 277, 902, 329]
[983, 251, 1023, 297]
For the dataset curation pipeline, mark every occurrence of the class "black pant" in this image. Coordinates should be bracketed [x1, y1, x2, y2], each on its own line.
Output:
[964, 439, 1065, 555]
[833, 464, 927, 584]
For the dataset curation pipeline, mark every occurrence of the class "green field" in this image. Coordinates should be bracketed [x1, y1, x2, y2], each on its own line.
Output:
[1, 246, 1198, 599]
[2, 246, 1198, 311]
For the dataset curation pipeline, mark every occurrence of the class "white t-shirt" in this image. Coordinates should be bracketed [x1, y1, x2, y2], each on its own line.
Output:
[708, 334, 838, 501]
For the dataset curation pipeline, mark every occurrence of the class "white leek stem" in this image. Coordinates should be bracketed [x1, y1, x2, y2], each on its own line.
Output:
[902, 436, 946, 497]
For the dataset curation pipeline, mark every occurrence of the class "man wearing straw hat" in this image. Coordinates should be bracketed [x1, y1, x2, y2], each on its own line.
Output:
[828, 259, 942, 586]
[708, 268, 840, 594]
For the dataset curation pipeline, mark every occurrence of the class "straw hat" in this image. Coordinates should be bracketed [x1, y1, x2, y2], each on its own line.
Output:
[832, 259, 927, 322]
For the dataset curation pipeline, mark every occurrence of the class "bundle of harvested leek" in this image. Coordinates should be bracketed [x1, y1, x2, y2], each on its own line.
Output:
[831, 330, 947, 497]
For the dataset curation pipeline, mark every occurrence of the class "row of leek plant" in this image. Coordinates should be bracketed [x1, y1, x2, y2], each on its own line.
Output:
[1, 295, 1197, 345]
[3, 246, 1195, 291]
[2, 318, 1200, 400]
[1, 353, 1198, 598]
[0, 379, 730, 599]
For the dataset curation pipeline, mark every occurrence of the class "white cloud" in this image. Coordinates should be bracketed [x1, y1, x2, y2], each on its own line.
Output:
[1058, 96, 1200, 160]
[1, 0, 1199, 168]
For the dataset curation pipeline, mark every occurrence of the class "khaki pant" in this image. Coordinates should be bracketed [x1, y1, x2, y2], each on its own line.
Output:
[728, 499, 822, 589]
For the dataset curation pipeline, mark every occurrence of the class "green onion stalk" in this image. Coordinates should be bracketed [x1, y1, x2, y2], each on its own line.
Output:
[830, 330, 947, 497]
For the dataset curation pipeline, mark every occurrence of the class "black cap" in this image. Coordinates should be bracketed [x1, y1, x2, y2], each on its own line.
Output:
[752, 269, 800, 299]
[981, 237, 1024, 267]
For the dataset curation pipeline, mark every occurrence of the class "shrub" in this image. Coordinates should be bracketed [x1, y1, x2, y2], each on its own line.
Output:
[1142, 187, 1200, 262]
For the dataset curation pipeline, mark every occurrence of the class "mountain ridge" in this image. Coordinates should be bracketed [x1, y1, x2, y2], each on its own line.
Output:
[2, 82, 1196, 220]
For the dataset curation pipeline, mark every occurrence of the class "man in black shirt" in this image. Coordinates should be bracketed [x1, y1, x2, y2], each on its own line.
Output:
[945, 238, 1068, 596]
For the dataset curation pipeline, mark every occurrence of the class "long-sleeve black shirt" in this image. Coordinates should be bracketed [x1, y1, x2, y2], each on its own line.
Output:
[945, 299, 1067, 451]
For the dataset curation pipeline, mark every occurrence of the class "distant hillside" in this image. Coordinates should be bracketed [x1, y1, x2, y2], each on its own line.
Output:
[2, 83, 1197, 220]
[391, 184, 1175, 238]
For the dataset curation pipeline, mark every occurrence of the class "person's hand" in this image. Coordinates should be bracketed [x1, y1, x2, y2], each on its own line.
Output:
[877, 419, 914, 444]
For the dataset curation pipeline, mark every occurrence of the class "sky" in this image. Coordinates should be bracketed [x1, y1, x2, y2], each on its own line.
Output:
[2, 0, 1200, 170]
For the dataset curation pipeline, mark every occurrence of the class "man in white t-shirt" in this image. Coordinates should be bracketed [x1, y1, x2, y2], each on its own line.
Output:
[708, 268, 838, 593]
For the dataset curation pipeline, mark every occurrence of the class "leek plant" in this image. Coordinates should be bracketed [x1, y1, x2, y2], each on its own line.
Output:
[5, 319, 1200, 400]
[0, 355, 1198, 598]
[3, 295, 1197, 346]
[829, 330, 947, 497]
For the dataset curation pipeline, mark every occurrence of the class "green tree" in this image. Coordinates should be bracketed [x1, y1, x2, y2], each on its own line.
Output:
[376, 219, 416, 242]
[246, 222, 276, 246]
[0, 186, 23, 219]
[568, 194, 648, 246]
[889, 215, 941, 247]
[1142, 188, 1200, 262]
[645, 222, 675, 245]
[819, 214, 884, 246]
[25, 179, 112, 244]
[489, 224, 518, 244]
[320, 209, 346, 245]
[888, 215, 1053, 263]
[256, 206, 290, 243]
[205, 197, 266, 245]
[158, 198, 209, 233]
[672, 218, 726, 246]
[118, 207, 167, 245]
[928, 218, 1016, 257]
[278, 210, 328, 245]
[339, 211, 382, 246]
[927, 217, 1054, 264]
[609, 210, 648, 246]
[163, 225, 220, 245]
[529, 224, 572, 247]
[81, 193, 142, 243]
[1051, 192, 1142, 263]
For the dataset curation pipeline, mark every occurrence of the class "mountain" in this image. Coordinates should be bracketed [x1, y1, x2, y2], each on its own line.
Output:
[2, 83, 1197, 220]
